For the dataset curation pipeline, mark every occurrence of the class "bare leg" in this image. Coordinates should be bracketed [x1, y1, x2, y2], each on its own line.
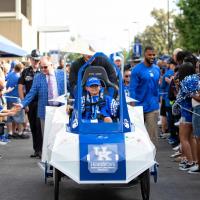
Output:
[179, 123, 193, 163]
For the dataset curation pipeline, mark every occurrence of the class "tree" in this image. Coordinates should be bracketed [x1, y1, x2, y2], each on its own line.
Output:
[136, 8, 179, 55]
[175, 0, 200, 53]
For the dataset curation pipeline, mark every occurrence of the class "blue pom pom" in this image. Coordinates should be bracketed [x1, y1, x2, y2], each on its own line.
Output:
[178, 74, 200, 102]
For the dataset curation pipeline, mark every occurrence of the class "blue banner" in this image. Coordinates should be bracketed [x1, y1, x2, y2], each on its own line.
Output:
[79, 133, 126, 181]
[133, 42, 142, 57]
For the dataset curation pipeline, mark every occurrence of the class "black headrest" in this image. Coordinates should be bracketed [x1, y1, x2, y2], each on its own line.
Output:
[82, 66, 118, 90]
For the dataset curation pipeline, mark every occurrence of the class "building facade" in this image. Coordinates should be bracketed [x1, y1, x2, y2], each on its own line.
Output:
[0, 0, 37, 52]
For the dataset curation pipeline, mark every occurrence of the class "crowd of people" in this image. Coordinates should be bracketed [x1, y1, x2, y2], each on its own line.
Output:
[156, 49, 200, 174]
[1, 46, 200, 176]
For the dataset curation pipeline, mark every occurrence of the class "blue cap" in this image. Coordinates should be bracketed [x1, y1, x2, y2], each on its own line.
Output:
[11, 61, 17, 69]
[86, 77, 101, 87]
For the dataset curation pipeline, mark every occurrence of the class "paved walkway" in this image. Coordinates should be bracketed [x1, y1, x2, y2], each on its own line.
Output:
[0, 136, 200, 200]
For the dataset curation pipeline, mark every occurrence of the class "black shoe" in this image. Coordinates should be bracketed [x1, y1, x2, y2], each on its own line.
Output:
[8, 133, 20, 139]
[18, 133, 30, 139]
[30, 151, 41, 159]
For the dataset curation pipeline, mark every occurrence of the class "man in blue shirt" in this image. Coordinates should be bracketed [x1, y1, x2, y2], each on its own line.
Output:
[129, 46, 160, 143]
[14, 56, 66, 136]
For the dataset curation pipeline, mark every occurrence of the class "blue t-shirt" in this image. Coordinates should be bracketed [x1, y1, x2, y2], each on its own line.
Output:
[124, 84, 130, 97]
[129, 62, 160, 113]
[6, 71, 20, 103]
[161, 69, 174, 107]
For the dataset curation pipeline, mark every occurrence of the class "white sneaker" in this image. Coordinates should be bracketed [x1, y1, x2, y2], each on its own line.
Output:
[172, 144, 180, 151]
[0, 140, 8, 145]
[179, 159, 188, 167]
[188, 164, 200, 174]
[188, 164, 199, 171]
[160, 133, 170, 139]
[179, 162, 195, 171]
[157, 120, 162, 126]
[170, 151, 182, 158]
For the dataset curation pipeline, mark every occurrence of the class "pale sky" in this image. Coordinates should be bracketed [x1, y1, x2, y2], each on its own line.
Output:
[32, 0, 177, 52]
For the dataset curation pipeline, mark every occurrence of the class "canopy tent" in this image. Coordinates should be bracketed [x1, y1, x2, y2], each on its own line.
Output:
[62, 37, 122, 56]
[0, 35, 27, 57]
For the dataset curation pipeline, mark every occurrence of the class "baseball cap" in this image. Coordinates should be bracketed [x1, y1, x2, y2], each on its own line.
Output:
[86, 77, 101, 87]
[114, 56, 122, 61]
[30, 49, 41, 60]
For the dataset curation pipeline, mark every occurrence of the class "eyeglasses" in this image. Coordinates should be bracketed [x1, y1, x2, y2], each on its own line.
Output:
[40, 65, 48, 69]
[124, 75, 130, 78]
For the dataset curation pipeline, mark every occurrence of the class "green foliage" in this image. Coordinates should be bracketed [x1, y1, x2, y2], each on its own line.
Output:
[175, 0, 200, 53]
[66, 53, 82, 62]
[121, 48, 130, 63]
[136, 8, 179, 55]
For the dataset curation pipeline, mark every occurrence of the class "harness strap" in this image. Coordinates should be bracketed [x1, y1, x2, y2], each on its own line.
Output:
[84, 88, 106, 120]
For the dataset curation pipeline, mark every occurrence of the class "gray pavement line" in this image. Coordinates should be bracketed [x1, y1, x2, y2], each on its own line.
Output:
[177, 103, 200, 117]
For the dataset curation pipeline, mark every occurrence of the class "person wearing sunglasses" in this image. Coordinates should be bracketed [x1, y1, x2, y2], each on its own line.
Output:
[15, 56, 66, 152]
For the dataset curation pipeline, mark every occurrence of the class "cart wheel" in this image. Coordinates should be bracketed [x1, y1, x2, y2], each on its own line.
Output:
[45, 162, 48, 184]
[150, 163, 158, 183]
[54, 168, 61, 200]
[140, 169, 150, 200]
[153, 164, 158, 183]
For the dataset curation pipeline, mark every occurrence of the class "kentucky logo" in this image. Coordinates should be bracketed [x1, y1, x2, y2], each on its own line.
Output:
[123, 119, 130, 129]
[72, 118, 78, 129]
[87, 144, 119, 173]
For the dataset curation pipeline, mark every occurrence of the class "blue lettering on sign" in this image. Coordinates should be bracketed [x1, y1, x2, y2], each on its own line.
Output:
[87, 144, 119, 173]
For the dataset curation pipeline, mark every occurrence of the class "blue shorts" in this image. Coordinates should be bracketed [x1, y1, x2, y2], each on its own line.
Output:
[192, 105, 200, 137]
[6, 102, 25, 124]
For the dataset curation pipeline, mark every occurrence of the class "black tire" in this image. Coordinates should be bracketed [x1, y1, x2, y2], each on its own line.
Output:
[45, 162, 48, 184]
[140, 169, 150, 200]
[54, 168, 61, 200]
[153, 164, 158, 183]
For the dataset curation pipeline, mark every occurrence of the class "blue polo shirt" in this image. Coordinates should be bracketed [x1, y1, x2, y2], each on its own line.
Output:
[130, 62, 160, 113]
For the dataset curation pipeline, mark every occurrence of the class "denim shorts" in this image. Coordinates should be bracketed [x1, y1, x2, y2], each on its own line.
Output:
[180, 98, 192, 123]
[192, 105, 200, 137]
[6, 102, 25, 124]
[180, 108, 192, 123]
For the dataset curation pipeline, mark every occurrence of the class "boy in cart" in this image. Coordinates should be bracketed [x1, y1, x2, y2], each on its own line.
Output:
[81, 77, 119, 123]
